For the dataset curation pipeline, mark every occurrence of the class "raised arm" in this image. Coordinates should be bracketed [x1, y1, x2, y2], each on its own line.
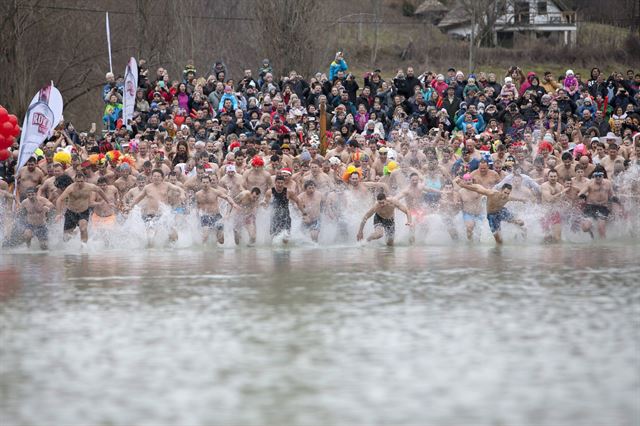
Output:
[455, 178, 493, 196]
[216, 188, 239, 209]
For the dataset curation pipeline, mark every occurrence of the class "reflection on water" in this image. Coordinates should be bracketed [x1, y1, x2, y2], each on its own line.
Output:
[1, 244, 639, 426]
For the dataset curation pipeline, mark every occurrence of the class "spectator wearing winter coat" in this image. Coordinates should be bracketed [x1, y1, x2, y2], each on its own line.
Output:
[218, 86, 239, 112]
[541, 72, 561, 94]
[431, 74, 449, 97]
[519, 71, 537, 96]
[208, 82, 225, 111]
[500, 77, 519, 100]
[329, 52, 348, 82]
[456, 111, 485, 133]
[564, 70, 580, 100]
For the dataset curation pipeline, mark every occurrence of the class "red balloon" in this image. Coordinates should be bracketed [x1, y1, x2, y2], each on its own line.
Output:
[0, 107, 7, 122]
[12, 124, 20, 137]
[0, 149, 10, 162]
[0, 136, 16, 149]
[7, 114, 18, 126]
[0, 122, 13, 137]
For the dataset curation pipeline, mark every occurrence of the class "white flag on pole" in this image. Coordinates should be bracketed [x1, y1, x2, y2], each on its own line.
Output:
[106, 12, 113, 74]
[123, 57, 138, 130]
[16, 84, 63, 174]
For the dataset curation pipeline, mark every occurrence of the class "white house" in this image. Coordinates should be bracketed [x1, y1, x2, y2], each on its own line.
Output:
[437, 0, 577, 47]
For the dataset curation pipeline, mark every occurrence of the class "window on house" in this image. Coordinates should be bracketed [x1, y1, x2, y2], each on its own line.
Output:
[515, 1, 530, 23]
[537, 1, 547, 14]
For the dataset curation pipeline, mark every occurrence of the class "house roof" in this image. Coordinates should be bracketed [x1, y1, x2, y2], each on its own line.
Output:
[437, 0, 577, 29]
[414, 0, 448, 15]
[437, 3, 468, 28]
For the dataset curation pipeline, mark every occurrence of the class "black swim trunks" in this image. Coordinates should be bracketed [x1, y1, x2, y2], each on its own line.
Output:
[64, 209, 90, 231]
[200, 213, 224, 230]
[373, 213, 395, 237]
[303, 218, 321, 231]
[584, 204, 610, 220]
[25, 223, 48, 241]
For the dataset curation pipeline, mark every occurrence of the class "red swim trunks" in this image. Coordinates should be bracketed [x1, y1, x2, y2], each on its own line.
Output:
[541, 211, 561, 230]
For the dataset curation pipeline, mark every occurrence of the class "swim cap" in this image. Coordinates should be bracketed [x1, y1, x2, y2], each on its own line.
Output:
[383, 161, 398, 176]
[342, 165, 362, 183]
[329, 156, 341, 166]
[251, 155, 264, 167]
[462, 173, 473, 181]
[226, 164, 236, 173]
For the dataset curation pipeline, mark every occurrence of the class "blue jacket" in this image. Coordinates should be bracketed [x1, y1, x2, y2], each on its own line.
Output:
[218, 93, 239, 112]
[329, 59, 348, 82]
[456, 113, 485, 132]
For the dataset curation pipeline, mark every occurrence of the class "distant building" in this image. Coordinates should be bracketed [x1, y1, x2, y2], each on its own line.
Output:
[430, 0, 577, 47]
[414, 0, 449, 24]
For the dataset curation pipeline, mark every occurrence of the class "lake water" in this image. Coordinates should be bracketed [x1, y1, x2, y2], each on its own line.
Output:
[1, 243, 638, 426]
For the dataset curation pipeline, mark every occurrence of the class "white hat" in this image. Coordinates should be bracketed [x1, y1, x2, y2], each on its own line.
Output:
[329, 156, 341, 166]
[505, 77, 513, 84]
[226, 164, 236, 173]
[566, 69, 574, 76]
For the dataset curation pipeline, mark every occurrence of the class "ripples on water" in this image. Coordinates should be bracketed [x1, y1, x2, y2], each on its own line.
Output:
[1, 244, 639, 425]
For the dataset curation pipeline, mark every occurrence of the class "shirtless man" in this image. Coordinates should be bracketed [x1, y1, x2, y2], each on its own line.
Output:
[263, 175, 302, 244]
[277, 168, 300, 195]
[357, 192, 411, 246]
[325, 181, 350, 241]
[470, 159, 501, 189]
[16, 158, 45, 200]
[123, 174, 147, 213]
[90, 177, 120, 228]
[344, 168, 388, 201]
[599, 143, 624, 179]
[232, 188, 261, 245]
[297, 180, 325, 242]
[20, 188, 54, 249]
[195, 174, 238, 245]
[219, 164, 245, 198]
[55, 172, 111, 244]
[540, 169, 569, 242]
[569, 164, 590, 199]
[243, 156, 272, 196]
[457, 173, 485, 240]
[396, 172, 437, 244]
[438, 180, 461, 240]
[578, 168, 614, 239]
[167, 172, 187, 215]
[303, 160, 333, 194]
[113, 164, 137, 200]
[128, 169, 185, 243]
[371, 147, 389, 178]
[92, 161, 116, 185]
[183, 164, 206, 195]
[38, 163, 65, 203]
[456, 178, 526, 245]
[555, 152, 577, 182]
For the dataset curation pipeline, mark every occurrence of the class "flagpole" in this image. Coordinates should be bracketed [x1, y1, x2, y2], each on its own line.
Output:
[106, 12, 113, 74]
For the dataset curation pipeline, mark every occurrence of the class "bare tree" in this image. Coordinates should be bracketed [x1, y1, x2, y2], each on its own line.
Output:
[252, 0, 323, 78]
[457, 0, 507, 72]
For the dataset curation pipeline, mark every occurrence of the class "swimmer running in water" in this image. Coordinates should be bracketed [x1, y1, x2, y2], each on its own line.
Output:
[195, 174, 239, 245]
[455, 177, 527, 245]
[357, 192, 412, 246]
[55, 172, 112, 245]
